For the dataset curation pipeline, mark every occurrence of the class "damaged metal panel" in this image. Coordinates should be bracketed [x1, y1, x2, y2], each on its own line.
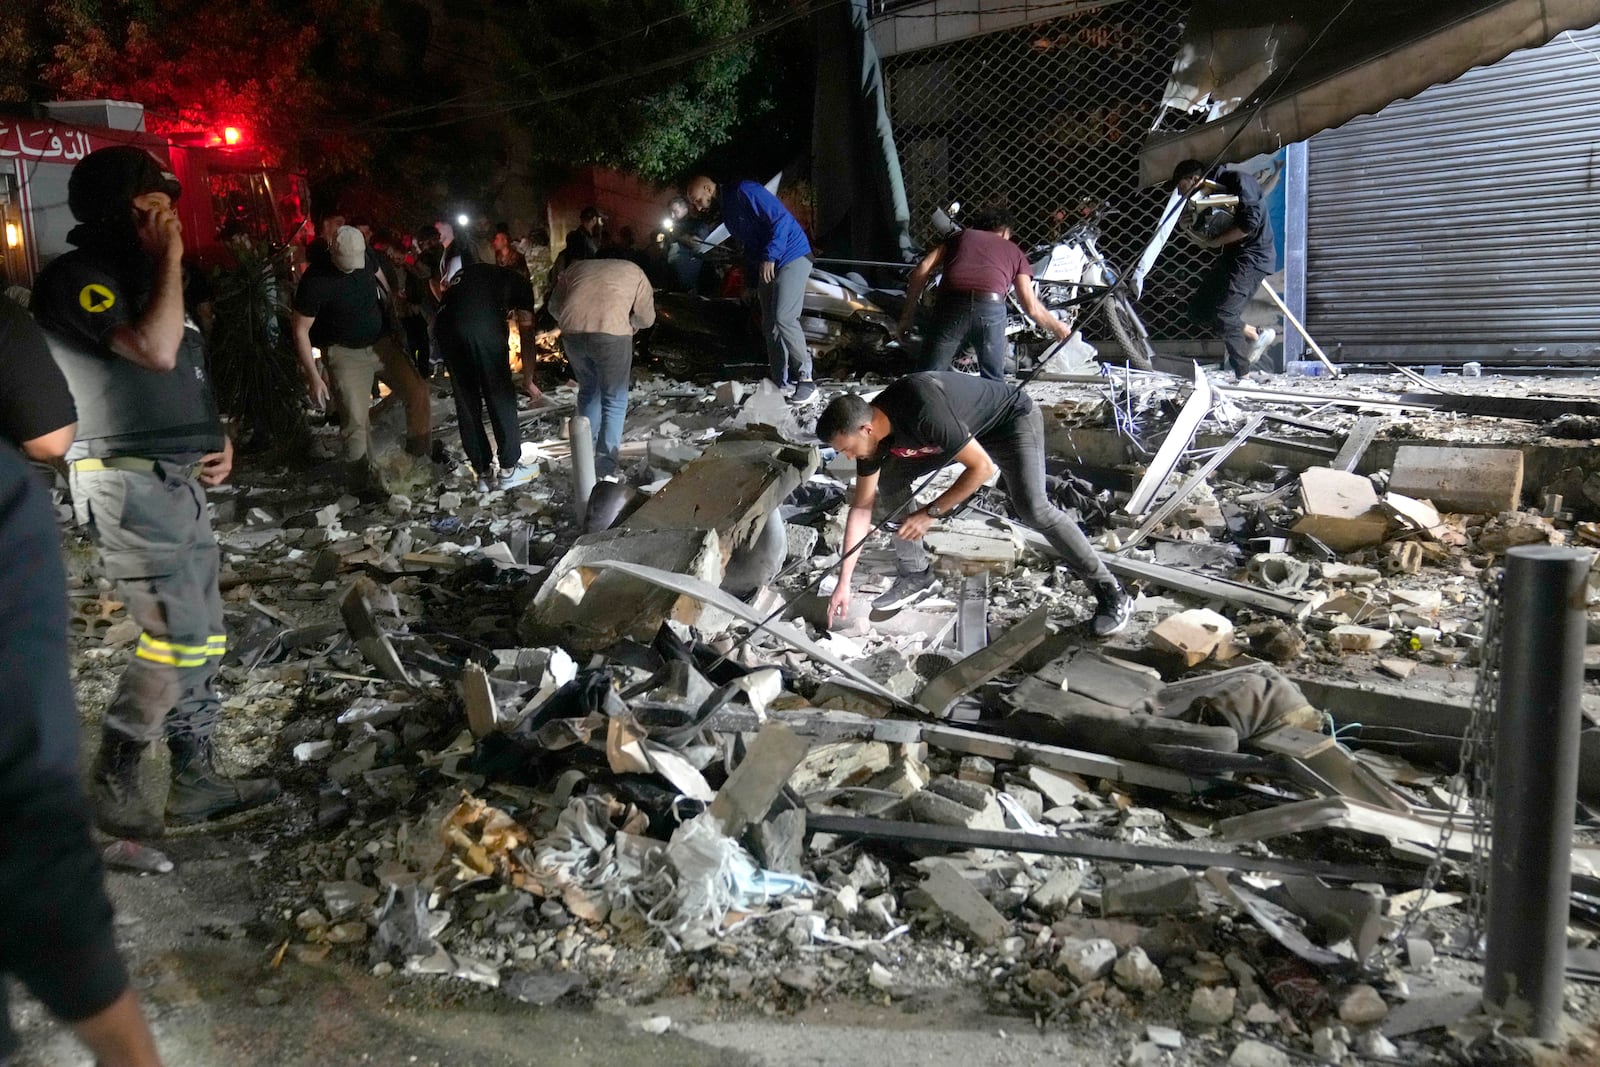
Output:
[1141, 0, 1600, 184]
[1306, 21, 1600, 364]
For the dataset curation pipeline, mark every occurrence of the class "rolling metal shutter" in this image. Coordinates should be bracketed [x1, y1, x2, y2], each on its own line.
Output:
[1306, 25, 1600, 364]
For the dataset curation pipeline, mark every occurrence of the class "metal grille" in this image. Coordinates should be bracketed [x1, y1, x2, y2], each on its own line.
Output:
[881, 2, 1213, 343]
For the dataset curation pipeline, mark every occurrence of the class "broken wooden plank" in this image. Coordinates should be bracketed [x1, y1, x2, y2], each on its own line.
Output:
[922, 722, 1219, 795]
[917, 607, 1049, 718]
[805, 815, 1423, 886]
[708, 724, 811, 838]
[1125, 364, 1214, 516]
[584, 560, 906, 705]
[1330, 416, 1385, 473]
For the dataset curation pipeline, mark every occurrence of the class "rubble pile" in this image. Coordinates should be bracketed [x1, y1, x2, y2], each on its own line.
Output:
[64, 371, 1600, 1064]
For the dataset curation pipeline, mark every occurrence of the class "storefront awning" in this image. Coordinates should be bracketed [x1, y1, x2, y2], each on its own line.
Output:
[1140, 0, 1600, 185]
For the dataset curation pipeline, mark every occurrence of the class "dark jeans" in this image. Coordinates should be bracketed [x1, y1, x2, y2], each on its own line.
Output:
[438, 323, 521, 474]
[759, 256, 812, 387]
[563, 332, 633, 476]
[917, 294, 1008, 381]
[874, 402, 1111, 584]
[1189, 258, 1267, 374]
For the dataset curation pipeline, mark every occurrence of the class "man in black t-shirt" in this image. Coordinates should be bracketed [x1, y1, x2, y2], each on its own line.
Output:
[816, 372, 1130, 636]
[0, 293, 76, 459]
[1172, 159, 1278, 380]
[292, 226, 429, 489]
[435, 262, 540, 490]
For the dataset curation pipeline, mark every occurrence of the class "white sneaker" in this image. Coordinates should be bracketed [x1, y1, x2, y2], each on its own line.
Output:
[1246, 327, 1278, 364]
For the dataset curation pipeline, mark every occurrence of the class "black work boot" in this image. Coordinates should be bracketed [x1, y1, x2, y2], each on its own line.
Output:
[166, 735, 281, 825]
[1089, 577, 1133, 638]
[92, 731, 164, 839]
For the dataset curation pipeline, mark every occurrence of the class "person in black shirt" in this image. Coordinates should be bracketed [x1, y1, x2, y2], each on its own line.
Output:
[435, 262, 540, 490]
[292, 226, 430, 489]
[0, 441, 162, 1066]
[1172, 159, 1279, 381]
[816, 372, 1130, 636]
[0, 293, 76, 459]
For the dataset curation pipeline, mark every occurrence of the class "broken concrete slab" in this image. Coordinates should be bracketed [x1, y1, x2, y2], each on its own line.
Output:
[1389, 445, 1524, 515]
[708, 724, 811, 839]
[924, 519, 1019, 575]
[522, 527, 725, 652]
[915, 860, 1009, 945]
[1102, 868, 1200, 917]
[1293, 468, 1388, 552]
[620, 438, 819, 558]
[1328, 625, 1394, 653]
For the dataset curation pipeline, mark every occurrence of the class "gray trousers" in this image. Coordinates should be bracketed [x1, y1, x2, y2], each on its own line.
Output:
[874, 403, 1111, 584]
[759, 255, 812, 387]
[71, 464, 225, 743]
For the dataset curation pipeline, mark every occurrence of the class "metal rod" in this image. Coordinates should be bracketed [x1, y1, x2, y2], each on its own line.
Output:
[568, 415, 595, 523]
[804, 815, 1423, 886]
[1484, 546, 1590, 1039]
[1260, 280, 1340, 377]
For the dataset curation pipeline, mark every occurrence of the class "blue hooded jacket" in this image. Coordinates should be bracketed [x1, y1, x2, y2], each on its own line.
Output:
[722, 181, 810, 272]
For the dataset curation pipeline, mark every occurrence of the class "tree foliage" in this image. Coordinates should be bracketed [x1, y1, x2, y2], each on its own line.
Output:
[0, 0, 813, 196]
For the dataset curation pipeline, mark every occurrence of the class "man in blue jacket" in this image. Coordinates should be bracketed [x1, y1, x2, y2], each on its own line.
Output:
[687, 176, 816, 403]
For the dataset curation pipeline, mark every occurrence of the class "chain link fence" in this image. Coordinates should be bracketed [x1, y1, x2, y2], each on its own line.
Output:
[881, 1, 1215, 346]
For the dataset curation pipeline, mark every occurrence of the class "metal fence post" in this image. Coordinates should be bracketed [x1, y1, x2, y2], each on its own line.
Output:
[568, 416, 595, 523]
[1483, 545, 1590, 1039]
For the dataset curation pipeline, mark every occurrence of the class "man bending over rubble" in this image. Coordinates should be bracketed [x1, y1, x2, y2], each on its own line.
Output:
[818, 372, 1131, 636]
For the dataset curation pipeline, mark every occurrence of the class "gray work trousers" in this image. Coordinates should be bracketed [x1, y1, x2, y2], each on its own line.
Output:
[71, 464, 225, 743]
[758, 256, 812, 387]
[874, 402, 1111, 584]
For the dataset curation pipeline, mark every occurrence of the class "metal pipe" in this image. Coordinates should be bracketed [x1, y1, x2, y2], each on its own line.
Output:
[568, 415, 595, 523]
[1484, 545, 1590, 1039]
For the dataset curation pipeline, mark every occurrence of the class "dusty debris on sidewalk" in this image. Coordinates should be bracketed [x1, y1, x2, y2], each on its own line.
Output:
[60, 370, 1600, 1063]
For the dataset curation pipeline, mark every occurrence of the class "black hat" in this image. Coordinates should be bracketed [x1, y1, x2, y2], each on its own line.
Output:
[68, 146, 183, 224]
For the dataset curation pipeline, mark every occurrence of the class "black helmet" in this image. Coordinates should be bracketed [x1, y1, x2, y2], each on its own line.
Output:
[68, 146, 183, 224]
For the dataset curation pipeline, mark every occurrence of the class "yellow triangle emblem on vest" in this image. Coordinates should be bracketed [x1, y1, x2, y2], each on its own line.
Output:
[79, 284, 116, 313]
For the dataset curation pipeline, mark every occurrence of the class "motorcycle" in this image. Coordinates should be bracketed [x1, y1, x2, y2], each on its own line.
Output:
[645, 247, 908, 382]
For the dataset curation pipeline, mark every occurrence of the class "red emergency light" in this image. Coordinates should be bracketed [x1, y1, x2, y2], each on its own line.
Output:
[222, 126, 243, 146]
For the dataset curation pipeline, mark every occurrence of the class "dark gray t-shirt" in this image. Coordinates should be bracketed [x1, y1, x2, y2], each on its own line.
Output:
[857, 371, 1030, 477]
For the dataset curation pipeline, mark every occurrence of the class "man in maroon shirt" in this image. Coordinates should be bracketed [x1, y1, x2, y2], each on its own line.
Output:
[898, 208, 1070, 381]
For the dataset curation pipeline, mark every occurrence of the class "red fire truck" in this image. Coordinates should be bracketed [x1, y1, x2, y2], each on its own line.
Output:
[0, 99, 310, 290]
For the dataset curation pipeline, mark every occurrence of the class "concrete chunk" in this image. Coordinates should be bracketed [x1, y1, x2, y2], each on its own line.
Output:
[1293, 468, 1388, 552]
[1148, 608, 1234, 666]
[709, 724, 811, 838]
[1103, 868, 1200, 916]
[1057, 936, 1118, 983]
[1389, 445, 1523, 515]
[918, 861, 1010, 945]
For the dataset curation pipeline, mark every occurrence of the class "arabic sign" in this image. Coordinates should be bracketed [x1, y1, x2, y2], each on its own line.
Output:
[0, 121, 119, 163]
